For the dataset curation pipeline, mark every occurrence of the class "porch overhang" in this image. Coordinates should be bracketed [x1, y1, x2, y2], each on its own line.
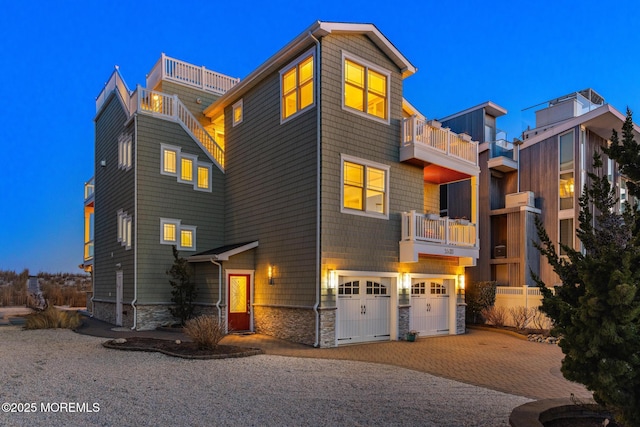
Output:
[188, 241, 259, 262]
[400, 241, 478, 266]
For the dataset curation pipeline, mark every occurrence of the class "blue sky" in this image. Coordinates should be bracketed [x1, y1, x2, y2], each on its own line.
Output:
[1, 0, 639, 273]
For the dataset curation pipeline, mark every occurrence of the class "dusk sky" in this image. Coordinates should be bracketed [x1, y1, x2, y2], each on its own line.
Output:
[1, 0, 639, 274]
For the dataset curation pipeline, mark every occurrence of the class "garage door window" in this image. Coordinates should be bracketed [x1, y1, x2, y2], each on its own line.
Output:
[339, 281, 360, 295]
[366, 281, 387, 295]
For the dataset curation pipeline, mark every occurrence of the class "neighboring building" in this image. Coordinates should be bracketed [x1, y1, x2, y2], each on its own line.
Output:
[443, 89, 640, 288]
[84, 21, 479, 347]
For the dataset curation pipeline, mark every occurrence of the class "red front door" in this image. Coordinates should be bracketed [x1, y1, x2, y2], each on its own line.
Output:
[228, 274, 250, 331]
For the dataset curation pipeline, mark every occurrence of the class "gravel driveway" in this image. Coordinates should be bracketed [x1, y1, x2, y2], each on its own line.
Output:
[0, 328, 531, 426]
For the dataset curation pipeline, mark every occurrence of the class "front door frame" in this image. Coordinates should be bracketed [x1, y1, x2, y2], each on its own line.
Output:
[226, 269, 254, 333]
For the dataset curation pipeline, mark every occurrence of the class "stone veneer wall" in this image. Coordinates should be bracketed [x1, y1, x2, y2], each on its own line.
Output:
[254, 306, 316, 346]
[94, 302, 221, 331]
[456, 303, 466, 334]
[93, 301, 134, 329]
[319, 308, 336, 348]
[398, 306, 411, 339]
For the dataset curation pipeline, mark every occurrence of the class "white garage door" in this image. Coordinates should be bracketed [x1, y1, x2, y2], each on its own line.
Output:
[410, 279, 450, 336]
[336, 277, 391, 345]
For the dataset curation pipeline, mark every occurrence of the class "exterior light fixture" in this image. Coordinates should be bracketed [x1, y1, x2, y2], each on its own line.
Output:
[402, 273, 411, 290]
[268, 265, 274, 285]
[458, 274, 466, 295]
[328, 270, 338, 290]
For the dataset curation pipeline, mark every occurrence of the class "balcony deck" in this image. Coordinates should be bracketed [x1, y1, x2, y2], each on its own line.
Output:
[400, 211, 478, 265]
[401, 117, 479, 183]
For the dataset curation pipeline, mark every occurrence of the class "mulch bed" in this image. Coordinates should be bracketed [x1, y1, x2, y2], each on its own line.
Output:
[102, 337, 263, 360]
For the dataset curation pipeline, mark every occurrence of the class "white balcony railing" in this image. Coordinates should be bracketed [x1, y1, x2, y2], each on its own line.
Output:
[146, 53, 240, 96]
[402, 116, 478, 166]
[95, 67, 132, 114]
[84, 177, 95, 202]
[84, 241, 94, 262]
[401, 211, 477, 247]
[134, 87, 224, 170]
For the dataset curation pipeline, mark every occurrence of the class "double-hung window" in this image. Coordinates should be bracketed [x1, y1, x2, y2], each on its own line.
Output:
[341, 154, 389, 219]
[161, 144, 212, 192]
[118, 133, 132, 170]
[117, 210, 132, 250]
[343, 54, 389, 122]
[280, 50, 315, 122]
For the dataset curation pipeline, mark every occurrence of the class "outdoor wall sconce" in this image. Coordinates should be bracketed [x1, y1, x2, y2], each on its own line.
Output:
[328, 270, 338, 290]
[268, 265, 275, 285]
[402, 272, 411, 290]
[458, 274, 466, 295]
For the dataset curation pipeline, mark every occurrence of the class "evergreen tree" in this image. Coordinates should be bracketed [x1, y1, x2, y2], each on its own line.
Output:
[534, 109, 640, 426]
[166, 246, 197, 325]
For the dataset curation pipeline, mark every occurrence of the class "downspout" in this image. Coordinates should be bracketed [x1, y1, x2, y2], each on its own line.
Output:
[211, 259, 222, 323]
[309, 31, 321, 347]
[131, 113, 138, 330]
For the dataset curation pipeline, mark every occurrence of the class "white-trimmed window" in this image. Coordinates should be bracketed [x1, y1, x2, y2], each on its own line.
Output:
[559, 131, 575, 210]
[117, 210, 132, 250]
[196, 163, 212, 191]
[118, 133, 132, 170]
[342, 53, 390, 122]
[280, 49, 315, 122]
[341, 154, 389, 219]
[160, 218, 196, 251]
[161, 144, 212, 192]
[232, 99, 243, 126]
[161, 144, 179, 176]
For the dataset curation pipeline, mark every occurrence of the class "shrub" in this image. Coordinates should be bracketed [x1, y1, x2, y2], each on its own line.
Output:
[529, 308, 551, 332]
[509, 306, 535, 331]
[167, 246, 197, 325]
[481, 305, 508, 327]
[184, 315, 226, 350]
[465, 281, 497, 323]
[24, 307, 81, 330]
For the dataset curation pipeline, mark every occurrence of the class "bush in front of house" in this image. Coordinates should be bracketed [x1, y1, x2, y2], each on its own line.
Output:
[184, 315, 226, 350]
[465, 281, 497, 323]
[24, 306, 81, 330]
[480, 305, 508, 327]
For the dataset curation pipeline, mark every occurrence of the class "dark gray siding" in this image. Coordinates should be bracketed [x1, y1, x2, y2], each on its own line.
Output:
[156, 81, 221, 127]
[441, 109, 485, 143]
[135, 114, 225, 304]
[224, 46, 318, 307]
[319, 34, 460, 278]
[93, 93, 135, 302]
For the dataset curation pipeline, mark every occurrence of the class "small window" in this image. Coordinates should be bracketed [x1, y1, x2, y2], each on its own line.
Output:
[160, 218, 196, 251]
[280, 50, 315, 122]
[366, 281, 387, 295]
[161, 145, 179, 176]
[117, 210, 132, 250]
[343, 54, 389, 122]
[411, 282, 427, 295]
[232, 99, 243, 126]
[180, 157, 194, 182]
[196, 164, 211, 191]
[341, 155, 389, 219]
[160, 144, 212, 191]
[338, 281, 360, 295]
[118, 133, 132, 170]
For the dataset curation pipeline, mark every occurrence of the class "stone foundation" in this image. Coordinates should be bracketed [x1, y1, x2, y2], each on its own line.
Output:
[93, 301, 135, 329]
[456, 303, 466, 334]
[319, 308, 336, 348]
[253, 306, 316, 346]
[398, 305, 411, 338]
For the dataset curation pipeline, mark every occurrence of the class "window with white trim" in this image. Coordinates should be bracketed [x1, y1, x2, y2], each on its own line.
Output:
[161, 144, 212, 192]
[160, 218, 196, 251]
[341, 154, 389, 219]
[117, 210, 132, 250]
[232, 99, 243, 126]
[280, 50, 315, 122]
[343, 53, 390, 122]
[118, 133, 132, 170]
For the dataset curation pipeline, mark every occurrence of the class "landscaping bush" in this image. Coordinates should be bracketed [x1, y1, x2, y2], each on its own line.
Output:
[184, 315, 226, 350]
[167, 246, 197, 325]
[465, 281, 497, 323]
[481, 305, 508, 327]
[509, 306, 535, 331]
[529, 308, 551, 332]
[24, 307, 81, 330]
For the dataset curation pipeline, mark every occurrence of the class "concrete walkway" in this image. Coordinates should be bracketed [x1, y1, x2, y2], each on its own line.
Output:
[74, 316, 590, 401]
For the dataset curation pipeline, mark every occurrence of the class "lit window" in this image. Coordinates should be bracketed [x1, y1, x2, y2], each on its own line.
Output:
[181, 158, 193, 182]
[343, 56, 389, 121]
[341, 155, 389, 218]
[281, 51, 315, 121]
[162, 146, 178, 175]
[163, 223, 176, 243]
[559, 131, 574, 210]
[160, 219, 196, 251]
[197, 165, 210, 190]
[232, 99, 243, 126]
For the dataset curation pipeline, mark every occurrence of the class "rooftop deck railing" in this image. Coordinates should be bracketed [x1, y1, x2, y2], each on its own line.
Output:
[146, 53, 240, 95]
[95, 68, 132, 114]
[402, 116, 478, 166]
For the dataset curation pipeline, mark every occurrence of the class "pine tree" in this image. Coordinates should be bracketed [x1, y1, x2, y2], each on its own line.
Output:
[166, 246, 197, 325]
[534, 109, 640, 426]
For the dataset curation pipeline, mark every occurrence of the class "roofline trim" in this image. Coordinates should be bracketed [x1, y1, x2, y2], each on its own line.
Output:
[188, 241, 259, 262]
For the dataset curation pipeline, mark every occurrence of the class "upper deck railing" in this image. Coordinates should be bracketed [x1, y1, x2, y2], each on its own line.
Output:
[402, 116, 478, 166]
[146, 53, 240, 95]
[95, 67, 131, 114]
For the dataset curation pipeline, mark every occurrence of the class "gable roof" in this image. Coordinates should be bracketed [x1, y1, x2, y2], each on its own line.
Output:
[188, 241, 259, 262]
[204, 21, 416, 118]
